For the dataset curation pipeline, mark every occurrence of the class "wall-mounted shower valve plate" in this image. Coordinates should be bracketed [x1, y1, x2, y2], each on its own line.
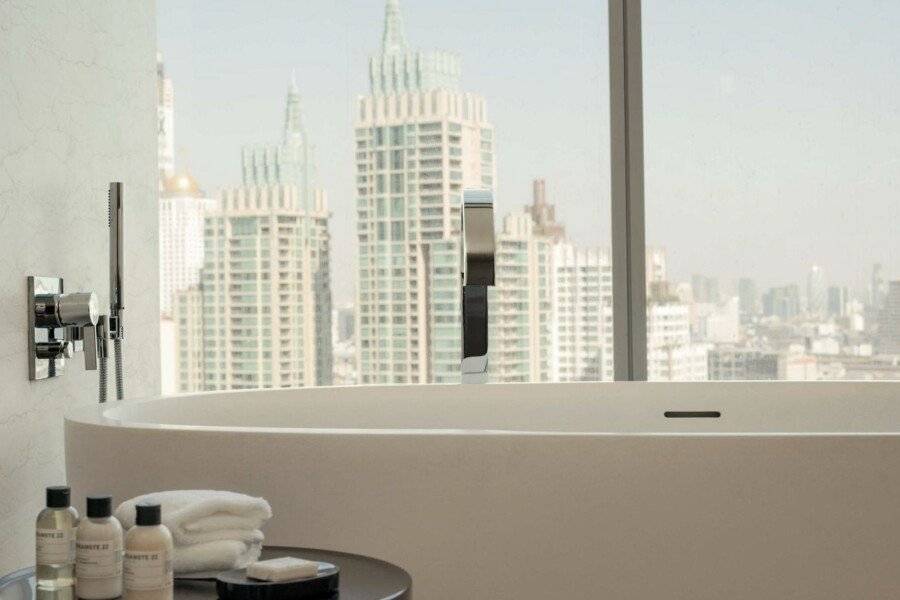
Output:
[28, 276, 66, 380]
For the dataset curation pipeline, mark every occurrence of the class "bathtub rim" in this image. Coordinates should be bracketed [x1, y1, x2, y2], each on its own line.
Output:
[64, 380, 900, 436]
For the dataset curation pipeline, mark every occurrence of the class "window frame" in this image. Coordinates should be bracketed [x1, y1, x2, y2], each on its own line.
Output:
[609, 0, 648, 381]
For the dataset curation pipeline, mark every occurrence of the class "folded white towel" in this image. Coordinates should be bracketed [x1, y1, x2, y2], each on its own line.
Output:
[174, 539, 263, 573]
[115, 490, 272, 547]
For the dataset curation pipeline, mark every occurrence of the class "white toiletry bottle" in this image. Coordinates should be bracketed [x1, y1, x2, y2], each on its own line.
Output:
[76, 495, 124, 599]
[36, 486, 79, 592]
[123, 503, 174, 600]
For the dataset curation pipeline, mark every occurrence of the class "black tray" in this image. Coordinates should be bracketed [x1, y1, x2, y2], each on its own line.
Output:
[215, 563, 339, 600]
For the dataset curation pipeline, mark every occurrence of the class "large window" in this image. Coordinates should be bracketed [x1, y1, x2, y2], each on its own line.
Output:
[157, 0, 612, 391]
[158, 1, 899, 390]
[644, 0, 900, 381]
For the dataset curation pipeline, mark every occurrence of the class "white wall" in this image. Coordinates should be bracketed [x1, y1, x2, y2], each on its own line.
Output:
[0, 0, 158, 573]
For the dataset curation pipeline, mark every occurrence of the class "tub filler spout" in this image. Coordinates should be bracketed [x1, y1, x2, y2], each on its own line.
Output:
[460, 189, 495, 384]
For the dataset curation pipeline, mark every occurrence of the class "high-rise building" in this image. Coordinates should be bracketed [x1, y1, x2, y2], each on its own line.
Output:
[827, 285, 849, 318]
[333, 304, 356, 345]
[526, 179, 566, 242]
[488, 212, 554, 382]
[737, 277, 758, 319]
[691, 274, 720, 304]
[331, 304, 357, 385]
[158, 172, 217, 317]
[355, 0, 495, 384]
[242, 77, 334, 383]
[692, 297, 740, 344]
[647, 296, 709, 381]
[870, 263, 886, 310]
[551, 243, 613, 382]
[879, 280, 900, 354]
[181, 83, 334, 390]
[242, 75, 318, 193]
[157, 52, 174, 182]
[198, 184, 332, 390]
[806, 264, 826, 316]
[157, 52, 178, 395]
[762, 284, 801, 320]
[646, 247, 667, 288]
[173, 286, 204, 393]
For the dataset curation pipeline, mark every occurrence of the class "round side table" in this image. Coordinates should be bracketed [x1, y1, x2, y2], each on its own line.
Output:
[0, 547, 411, 600]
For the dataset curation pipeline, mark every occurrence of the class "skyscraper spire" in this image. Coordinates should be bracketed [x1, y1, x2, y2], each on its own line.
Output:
[284, 72, 304, 136]
[381, 0, 407, 53]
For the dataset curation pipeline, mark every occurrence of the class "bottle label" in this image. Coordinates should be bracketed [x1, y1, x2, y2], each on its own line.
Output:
[76, 539, 123, 579]
[124, 550, 173, 591]
[36, 528, 75, 565]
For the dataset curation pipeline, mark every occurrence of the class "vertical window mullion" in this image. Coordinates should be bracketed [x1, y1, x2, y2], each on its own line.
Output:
[609, 0, 648, 381]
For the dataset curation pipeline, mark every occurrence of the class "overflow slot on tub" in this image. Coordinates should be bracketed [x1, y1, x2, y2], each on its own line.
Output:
[664, 411, 722, 419]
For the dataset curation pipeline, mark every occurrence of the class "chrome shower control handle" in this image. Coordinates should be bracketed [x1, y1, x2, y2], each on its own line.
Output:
[28, 283, 100, 380]
[60, 292, 99, 327]
[35, 340, 73, 360]
[35, 292, 99, 328]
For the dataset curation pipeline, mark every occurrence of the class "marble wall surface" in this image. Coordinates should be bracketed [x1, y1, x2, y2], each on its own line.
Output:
[0, 0, 159, 572]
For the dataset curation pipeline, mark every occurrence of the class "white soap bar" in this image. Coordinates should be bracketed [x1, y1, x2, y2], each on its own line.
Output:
[246, 557, 319, 581]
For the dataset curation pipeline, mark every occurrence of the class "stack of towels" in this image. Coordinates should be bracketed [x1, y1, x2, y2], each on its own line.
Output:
[115, 490, 272, 574]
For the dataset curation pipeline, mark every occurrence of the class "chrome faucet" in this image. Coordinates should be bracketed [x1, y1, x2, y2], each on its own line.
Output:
[460, 189, 496, 384]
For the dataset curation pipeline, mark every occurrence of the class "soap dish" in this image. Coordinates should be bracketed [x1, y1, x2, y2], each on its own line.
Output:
[215, 562, 339, 600]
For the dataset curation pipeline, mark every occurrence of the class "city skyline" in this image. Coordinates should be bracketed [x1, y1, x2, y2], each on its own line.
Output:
[158, 0, 900, 390]
[158, 0, 899, 307]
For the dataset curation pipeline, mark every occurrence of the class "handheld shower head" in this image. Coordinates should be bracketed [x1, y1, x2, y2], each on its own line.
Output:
[107, 182, 126, 401]
[108, 182, 124, 338]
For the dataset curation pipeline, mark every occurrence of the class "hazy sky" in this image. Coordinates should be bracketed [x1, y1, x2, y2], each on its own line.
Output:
[158, 0, 898, 305]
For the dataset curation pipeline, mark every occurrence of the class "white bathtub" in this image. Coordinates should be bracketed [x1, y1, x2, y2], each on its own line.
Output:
[66, 382, 900, 599]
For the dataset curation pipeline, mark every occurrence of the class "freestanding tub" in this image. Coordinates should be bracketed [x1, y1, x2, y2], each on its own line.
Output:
[66, 382, 900, 599]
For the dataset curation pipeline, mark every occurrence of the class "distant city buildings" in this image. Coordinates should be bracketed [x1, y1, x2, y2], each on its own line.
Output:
[870, 263, 886, 310]
[646, 296, 709, 381]
[331, 304, 357, 386]
[708, 347, 779, 380]
[806, 265, 826, 316]
[160, 0, 899, 390]
[691, 274, 720, 304]
[527, 179, 566, 243]
[762, 284, 801, 320]
[737, 278, 758, 321]
[157, 51, 178, 394]
[157, 52, 174, 183]
[691, 296, 740, 345]
[159, 173, 217, 317]
[827, 285, 849, 318]
[333, 304, 356, 344]
[880, 281, 900, 354]
[646, 247, 667, 287]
